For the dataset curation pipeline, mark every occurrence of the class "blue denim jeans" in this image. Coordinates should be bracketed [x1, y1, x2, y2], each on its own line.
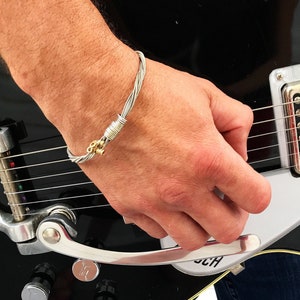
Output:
[214, 253, 300, 300]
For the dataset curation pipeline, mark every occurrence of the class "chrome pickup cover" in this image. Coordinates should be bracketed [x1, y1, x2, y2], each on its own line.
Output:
[281, 81, 300, 174]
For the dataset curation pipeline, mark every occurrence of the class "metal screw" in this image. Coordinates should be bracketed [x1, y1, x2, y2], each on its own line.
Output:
[276, 73, 283, 81]
[42, 228, 61, 244]
[294, 95, 300, 104]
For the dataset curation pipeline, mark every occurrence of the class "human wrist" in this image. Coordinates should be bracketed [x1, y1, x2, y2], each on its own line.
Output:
[67, 50, 146, 163]
[0, 0, 131, 113]
[0, 0, 141, 153]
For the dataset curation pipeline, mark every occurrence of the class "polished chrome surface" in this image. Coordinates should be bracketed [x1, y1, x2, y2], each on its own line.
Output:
[281, 80, 300, 174]
[37, 220, 260, 266]
[0, 126, 14, 153]
[72, 259, 100, 282]
[0, 204, 74, 243]
[0, 126, 26, 221]
[21, 283, 50, 300]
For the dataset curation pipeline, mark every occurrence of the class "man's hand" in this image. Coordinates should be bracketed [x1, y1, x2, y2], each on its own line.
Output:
[0, 0, 271, 250]
[72, 58, 271, 250]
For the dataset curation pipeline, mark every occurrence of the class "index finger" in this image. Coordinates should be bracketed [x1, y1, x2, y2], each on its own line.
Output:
[203, 138, 271, 214]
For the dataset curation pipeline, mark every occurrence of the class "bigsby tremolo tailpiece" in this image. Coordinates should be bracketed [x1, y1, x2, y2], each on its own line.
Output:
[0, 119, 260, 271]
[0, 120, 77, 254]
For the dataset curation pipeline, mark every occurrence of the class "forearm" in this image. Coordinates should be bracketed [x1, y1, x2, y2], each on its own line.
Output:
[0, 0, 138, 139]
[0, 1, 271, 250]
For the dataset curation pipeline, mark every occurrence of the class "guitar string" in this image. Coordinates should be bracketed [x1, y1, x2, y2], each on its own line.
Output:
[0, 119, 294, 170]
[248, 126, 291, 140]
[247, 142, 280, 153]
[2, 137, 296, 183]
[5, 141, 296, 207]
[0, 99, 298, 161]
[1, 101, 300, 215]
[2, 145, 67, 159]
[0, 104, 298, 174]
[1, 144, 289, 215]
[0, 135, 288, 186]
[6, 191, 108, 218]
[2, 117, 292, 159]
[2, 168, 297, 218]
[2, 146, 292, 185]
[1, 130, 295, 173]
[1, 129, 298, 191]
[4, 147, 299, 214]
[0, 138, 284, 186]
[0, 121, 288, 163]
[10, 147, 299, 217]
[14, 203, 112, 218]
[1, 169, 83, 184]
[5, 181, 93, 195]
[0, 133, 287, 173]
[5, 145, 299, 217]
[0, 154, 280, 197]
[9, 192, 104, 206]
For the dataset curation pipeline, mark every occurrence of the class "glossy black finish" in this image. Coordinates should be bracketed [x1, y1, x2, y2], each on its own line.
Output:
[0, 1, 299, 299]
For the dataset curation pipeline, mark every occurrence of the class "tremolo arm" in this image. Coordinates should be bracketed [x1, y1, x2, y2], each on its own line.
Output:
[36, 213, 260, 266]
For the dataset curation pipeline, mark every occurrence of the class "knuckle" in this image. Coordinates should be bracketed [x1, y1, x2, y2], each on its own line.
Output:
[158, 181, 189, 207]
[115, 205, 133, 217]
[193, 148, 223, 181]
[110, 197, 142, 217]
[140, 200, 157, 215]
[152, 231, 168, 239]
[134, 216, 167, 239]
[240, 104, 254, 128]
[249, 178, 271, 213]
[216, 224, 243, 244]
[248, 176, 272, 214]
[183, 235, 210, 251]
[214, 214, 247, 244]
[245, 104, 254, 122]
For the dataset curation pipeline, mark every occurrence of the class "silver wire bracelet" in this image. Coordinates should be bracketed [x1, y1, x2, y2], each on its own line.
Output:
[67, 50, 146, 164]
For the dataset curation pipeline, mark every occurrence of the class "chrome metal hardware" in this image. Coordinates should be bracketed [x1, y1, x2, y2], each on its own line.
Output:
[37, 220, 260, 266]
[281, 81, 300, 174]
[21, 282, 50, 300]
[0, 204, 76, 255]
[21, 263, 56, 300]
[72, 259, 101, 282]
[0, 153, 27, 221]
[0, 126, 26, 221]
[0, 126, 15, 153]
[0, 209, 42, 243]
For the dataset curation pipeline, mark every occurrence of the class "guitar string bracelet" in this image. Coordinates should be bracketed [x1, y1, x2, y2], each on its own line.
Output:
[67, 50, 146, 164]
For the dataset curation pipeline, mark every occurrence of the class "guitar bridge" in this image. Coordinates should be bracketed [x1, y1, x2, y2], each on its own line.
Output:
[0, 120, 28, 221]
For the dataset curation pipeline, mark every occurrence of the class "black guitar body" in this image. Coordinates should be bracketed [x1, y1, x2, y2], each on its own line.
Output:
[0, 1, 299, 299]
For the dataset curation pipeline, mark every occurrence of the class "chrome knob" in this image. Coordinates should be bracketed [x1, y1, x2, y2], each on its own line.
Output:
[21, 263, 55, 300]
[21, 283, 50, 300]
[72, 258, 100, 282]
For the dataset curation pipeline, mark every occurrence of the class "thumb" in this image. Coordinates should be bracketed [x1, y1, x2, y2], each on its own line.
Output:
[209, 89, 253, 160]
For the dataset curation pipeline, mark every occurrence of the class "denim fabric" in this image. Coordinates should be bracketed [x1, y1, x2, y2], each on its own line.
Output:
[215, 253, 300, 300]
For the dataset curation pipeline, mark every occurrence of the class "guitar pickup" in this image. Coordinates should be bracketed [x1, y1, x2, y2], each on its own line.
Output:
[281, 81, 300, 174]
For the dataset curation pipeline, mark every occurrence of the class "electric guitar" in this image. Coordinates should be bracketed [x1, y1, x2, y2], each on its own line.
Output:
[1, 1, 300, 299]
